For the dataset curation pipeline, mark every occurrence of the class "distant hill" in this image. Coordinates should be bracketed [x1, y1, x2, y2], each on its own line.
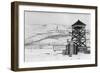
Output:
[25, 29, 71, 46]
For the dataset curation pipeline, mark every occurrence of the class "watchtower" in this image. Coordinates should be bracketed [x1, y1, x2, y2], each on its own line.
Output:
[72, 20, 87, 54]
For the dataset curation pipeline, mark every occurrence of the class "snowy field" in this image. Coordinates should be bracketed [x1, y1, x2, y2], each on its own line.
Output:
[25, 48, 90, 62]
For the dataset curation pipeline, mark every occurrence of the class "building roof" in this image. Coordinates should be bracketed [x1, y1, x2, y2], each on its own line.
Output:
[72, 20, 86, 27]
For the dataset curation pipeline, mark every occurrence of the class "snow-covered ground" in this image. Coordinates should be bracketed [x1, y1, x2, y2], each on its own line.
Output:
[25, 48, 90, 62]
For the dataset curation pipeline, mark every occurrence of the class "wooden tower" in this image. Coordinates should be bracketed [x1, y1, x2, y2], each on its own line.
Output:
[72, 20, 87, 54]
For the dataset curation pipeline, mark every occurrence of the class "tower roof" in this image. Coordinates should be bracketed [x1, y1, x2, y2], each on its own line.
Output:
[72, 20, 86, 27]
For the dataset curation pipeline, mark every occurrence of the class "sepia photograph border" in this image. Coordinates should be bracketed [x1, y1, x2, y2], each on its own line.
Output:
[11, 1, 98, 71]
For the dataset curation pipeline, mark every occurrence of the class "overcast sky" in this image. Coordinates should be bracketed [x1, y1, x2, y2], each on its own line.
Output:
[25, 11, 91, 39]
